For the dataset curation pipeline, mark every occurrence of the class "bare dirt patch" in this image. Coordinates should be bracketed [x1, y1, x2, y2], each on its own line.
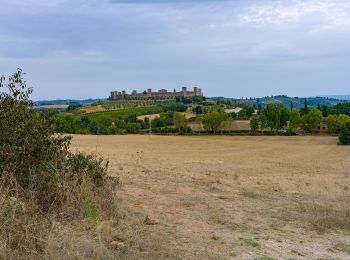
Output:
[137, 114, 160, 121]
[80, 104, 105, 113]
[71, 135, 350, 259]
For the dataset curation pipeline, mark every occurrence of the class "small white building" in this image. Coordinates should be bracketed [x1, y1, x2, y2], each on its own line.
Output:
[225, 107, 243, 114]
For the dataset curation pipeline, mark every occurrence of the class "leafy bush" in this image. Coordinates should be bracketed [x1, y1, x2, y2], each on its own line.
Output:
[0, 70, 118, 257]
[339, 121, 350, 145]
[0, 70, 117, 211]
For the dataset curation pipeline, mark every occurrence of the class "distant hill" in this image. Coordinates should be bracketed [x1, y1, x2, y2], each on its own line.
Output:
[34, 95, 350, 110]
[212, 95, 349, 109]
[320, 95, 350, 101]
[34, 98, 106, 106]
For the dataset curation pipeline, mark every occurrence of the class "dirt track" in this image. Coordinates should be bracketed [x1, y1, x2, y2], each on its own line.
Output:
[71, 135, 350, 259]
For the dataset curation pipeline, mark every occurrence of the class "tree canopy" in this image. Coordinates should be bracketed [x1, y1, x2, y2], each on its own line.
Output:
[203, 109, 227, 133]
[301, 108, 323, 133]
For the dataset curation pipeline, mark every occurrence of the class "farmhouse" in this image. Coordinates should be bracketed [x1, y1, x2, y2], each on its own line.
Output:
[110, 86, 203, 101]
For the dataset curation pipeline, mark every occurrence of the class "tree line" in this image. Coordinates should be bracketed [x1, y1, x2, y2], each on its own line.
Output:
[248, 103, 350, 145]
[53, 95, 350, 144]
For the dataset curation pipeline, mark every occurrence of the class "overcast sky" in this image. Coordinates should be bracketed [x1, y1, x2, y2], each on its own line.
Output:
[0, 0, 350, 100]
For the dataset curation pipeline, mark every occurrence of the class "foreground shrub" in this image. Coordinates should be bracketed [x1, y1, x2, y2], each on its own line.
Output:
[0, 69, 118, 257]
[339, 121, 350, 145]
[0, 69, 117, 211]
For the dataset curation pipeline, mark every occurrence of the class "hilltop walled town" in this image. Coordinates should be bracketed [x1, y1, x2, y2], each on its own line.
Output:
[110, 86, 203, 101]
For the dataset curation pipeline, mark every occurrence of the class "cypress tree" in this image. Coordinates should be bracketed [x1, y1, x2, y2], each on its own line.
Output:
[301, 99, 308, 115]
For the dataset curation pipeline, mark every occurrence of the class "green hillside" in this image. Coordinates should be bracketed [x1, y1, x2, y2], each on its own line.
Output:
[72, 106, 163, 123]
[213, 95, 347, 108]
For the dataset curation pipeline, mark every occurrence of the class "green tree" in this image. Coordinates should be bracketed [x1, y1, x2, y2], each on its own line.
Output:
[288, 109, 301, 133]
[329, 102, 350, 116]
[173, 112, 188, 133]
[203, 110, 227, 133]
[152, 117, 166, 128]
[66, 103, 82, 113]
[321, 105, 329, 117]
[242, 104, 255, 117]
[126, 122, 142, 133]
[115, 118, 127, 130]
[325, 114, 350, 134]
[193, 105, 203, 114]
[54, 114, 76, 133]
[301, 108, 323, 133]
[301, 99, 309, 115]
[221, 117, 233, 134]
[250, 115, 259, 132]
[326, 114, 340, 134]
[260, 104, 290, 131]
[126, 113, 137, 123]
[338, 114, 350, 125]
[257, 104, 262, 113]
[339, 121, 350, 145]
[259, 113, 268, 131]
[265, 104, 279, 130]
[237, 109, 248, 119]
[144, 117, 150, 128]
[280, 106, 291, 129]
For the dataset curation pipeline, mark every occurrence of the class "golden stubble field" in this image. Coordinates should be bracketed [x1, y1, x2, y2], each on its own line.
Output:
[71, 135, 350, 259]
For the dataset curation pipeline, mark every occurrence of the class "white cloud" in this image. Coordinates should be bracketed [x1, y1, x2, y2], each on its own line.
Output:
[237, 0, 350, 33]
[1, 0, 349, 58]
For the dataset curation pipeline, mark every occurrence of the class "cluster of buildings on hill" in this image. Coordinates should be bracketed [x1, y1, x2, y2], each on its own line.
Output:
[109, 86, 203, 101]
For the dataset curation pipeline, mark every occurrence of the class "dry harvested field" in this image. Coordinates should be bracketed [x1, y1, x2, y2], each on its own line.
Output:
[71, 135, 350, 259]
[35, 104, 69, 109]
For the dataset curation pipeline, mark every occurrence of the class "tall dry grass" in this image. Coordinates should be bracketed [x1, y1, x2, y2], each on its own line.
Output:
[0, 69, 177, 259]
